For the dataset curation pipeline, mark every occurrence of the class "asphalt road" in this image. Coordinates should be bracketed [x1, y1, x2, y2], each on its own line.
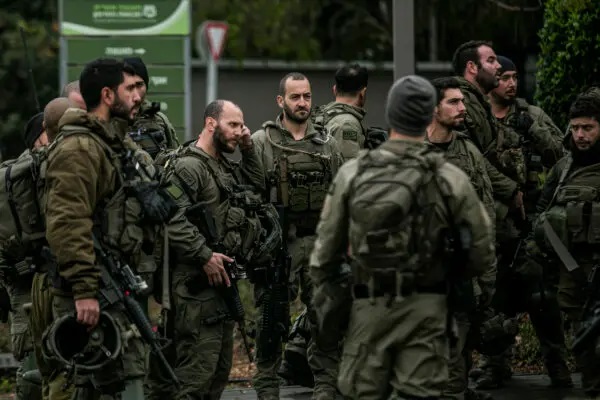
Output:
[223, 373, 589, 400]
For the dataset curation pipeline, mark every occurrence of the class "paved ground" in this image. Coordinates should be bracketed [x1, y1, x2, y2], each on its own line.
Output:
[223, 373, 589, 400]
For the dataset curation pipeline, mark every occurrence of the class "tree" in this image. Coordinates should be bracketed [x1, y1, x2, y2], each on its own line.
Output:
[192, 0, 322, 61]
[0, 2, 59, 160]
[535, 0, 600, 130]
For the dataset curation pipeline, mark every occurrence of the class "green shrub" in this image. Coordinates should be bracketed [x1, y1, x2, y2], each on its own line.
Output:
[535, 0, 600, 130]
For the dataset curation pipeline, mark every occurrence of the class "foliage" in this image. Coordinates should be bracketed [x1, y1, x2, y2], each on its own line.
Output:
[0, 2, 59, 160]
[192, 0, 322, 61]
[535, 0, 600, 130]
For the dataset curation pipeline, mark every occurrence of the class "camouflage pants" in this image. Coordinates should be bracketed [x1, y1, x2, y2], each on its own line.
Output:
[441, 312, 471, 399]
[475, 232, 568, 385]
[30, 272, 73, 400]
[285, 235, 340, 397]
[7, 277, 37, 400]
[558, 262, 600, 396]
[171, 269, 234, 400]
[338, 294, 449, 399]
[51, 294, 147, 399]
[252, 283, 284, 399]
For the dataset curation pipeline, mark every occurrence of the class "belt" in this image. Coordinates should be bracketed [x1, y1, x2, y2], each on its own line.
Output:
[352, 281, 446, 299]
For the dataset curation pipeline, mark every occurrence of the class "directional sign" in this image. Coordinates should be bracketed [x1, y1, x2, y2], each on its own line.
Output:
[67, 66, 185, 94]
[148, 95, 186, 129]
[204, 21, 228, 61]
[60, 0, 190, 36]
[59, 0, 193, 141]
[66, 37, 185, 64]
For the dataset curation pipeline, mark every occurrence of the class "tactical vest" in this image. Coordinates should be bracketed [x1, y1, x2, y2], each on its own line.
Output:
[263, 123, 337, 233]
[164, 145, 276, 265]
[129, 103, 172, 159]
[348, 146, 450, 290]
[0, 148, 48, 276]
[55, 125, 156, 268]
[537, 158, 600, 254]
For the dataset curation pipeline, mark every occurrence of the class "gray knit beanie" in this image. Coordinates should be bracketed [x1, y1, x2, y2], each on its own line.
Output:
[385, 75, 437, 136]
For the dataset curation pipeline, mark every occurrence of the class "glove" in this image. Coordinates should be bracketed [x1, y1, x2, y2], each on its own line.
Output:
[0, 286, 12, 323]
[132, 182, 179, 223]
[512, 112, 534, 135]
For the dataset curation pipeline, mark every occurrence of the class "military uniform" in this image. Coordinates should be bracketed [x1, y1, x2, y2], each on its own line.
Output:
[44, 108, 163, 399]
[426, 132, 497, 399]
[129, 100, 180, 158]
[310, 139, 495, 399]
[314, 101, 366, 161]
[251, 116, 343, 399]
[472, 98, 571, 389]
[162, 140, 268, 400]
[533, 140, 600, 396]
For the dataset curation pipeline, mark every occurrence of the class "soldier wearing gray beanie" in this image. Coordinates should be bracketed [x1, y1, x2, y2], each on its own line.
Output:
[386, 75, 437, 137]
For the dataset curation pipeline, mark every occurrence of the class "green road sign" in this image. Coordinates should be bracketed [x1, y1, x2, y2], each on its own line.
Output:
[149, 95, 186, 129]
[60, 0, 190, 36]
[67, 66, 185, 94]
[66, 37, 184, 64]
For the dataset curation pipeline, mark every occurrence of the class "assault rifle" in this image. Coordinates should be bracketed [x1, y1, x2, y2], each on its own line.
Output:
[256, 204, 291, 361]
[92, 235, 180, 388]
[184, 203, 253, 362]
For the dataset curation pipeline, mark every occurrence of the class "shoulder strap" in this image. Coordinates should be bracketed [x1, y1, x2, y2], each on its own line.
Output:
[265, 126, 331, 161]
[4, 163, 22, 238]
[547, 155, 573, 210]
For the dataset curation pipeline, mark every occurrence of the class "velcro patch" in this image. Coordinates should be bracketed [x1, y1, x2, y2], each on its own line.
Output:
[165, 183, 184, 199]
[343, 130, 358, 141]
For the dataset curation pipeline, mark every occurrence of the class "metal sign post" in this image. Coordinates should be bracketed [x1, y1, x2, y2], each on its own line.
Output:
[197, 21, 228, 107]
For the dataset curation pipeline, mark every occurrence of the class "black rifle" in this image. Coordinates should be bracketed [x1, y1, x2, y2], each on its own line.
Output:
[256, 204, 291, 361]
[572, 264, 600, 353]
[92, 235, 180, 388]
[184, 203, 253, 362]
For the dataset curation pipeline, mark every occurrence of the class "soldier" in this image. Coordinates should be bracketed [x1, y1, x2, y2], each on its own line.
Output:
[160, 99, 273, 400]
[313, 63, 368, 160]
[533, 88, 600, 397]
[468, 55, 572, 389]
[61, 80, 86, 110]
[452, 40, 530, 389]
[28, 97, 75, 400]
[426, 77, 496, 400]
[310, 75, 495, 400]
[0, 111, 45, 400]
[124, 57, 180, 157]
[251, 72, 343, 400]
[43, 58, 175, 399]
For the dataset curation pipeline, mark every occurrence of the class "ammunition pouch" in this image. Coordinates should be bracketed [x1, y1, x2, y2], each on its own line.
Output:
[41, 311, 122, 373]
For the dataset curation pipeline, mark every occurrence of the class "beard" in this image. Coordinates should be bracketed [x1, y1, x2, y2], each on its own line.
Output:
[110, 96, 132, 121]
[213, 125, 236, 154]
[283, 102, 311, 123]
[491, 91, 515, 107]
[440, 116, 465, 130]
[475, 68, 499, 94]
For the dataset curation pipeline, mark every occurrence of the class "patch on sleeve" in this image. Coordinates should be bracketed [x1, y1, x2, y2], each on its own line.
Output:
[177, 166, 196, 189]
[342, 129, 358, 141]
[164, 183, 184, 200]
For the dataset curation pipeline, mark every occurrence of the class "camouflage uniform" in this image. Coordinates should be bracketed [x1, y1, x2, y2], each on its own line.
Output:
[426, 132, 497, 399]
[161, 141, 267, 400]
[251, 116, 343, 399]
[44, 109, 161, 399]
[533, 142, 600, 396]
[473, 98, 570, 389]
[314, 101, 366, 161]
[128, 100, 180, 159]
[310, 139, 495, 399]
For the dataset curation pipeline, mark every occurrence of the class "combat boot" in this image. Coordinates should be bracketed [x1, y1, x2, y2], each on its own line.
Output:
[473, 367, 506, 390]
[465, 388, 494, 400]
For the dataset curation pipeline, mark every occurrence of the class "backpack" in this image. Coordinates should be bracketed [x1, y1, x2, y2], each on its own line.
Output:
[348, 146, 448, 285]
[0, 149, 48, 273]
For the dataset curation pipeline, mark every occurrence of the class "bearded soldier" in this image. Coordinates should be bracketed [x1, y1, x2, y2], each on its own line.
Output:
[251, 72, 343, 400]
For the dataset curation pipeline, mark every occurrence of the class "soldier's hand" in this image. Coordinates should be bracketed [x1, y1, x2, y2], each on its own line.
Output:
[239, 126, 253, 151]
[203, 253, 233, 287]
[75, 298, 100, 329]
